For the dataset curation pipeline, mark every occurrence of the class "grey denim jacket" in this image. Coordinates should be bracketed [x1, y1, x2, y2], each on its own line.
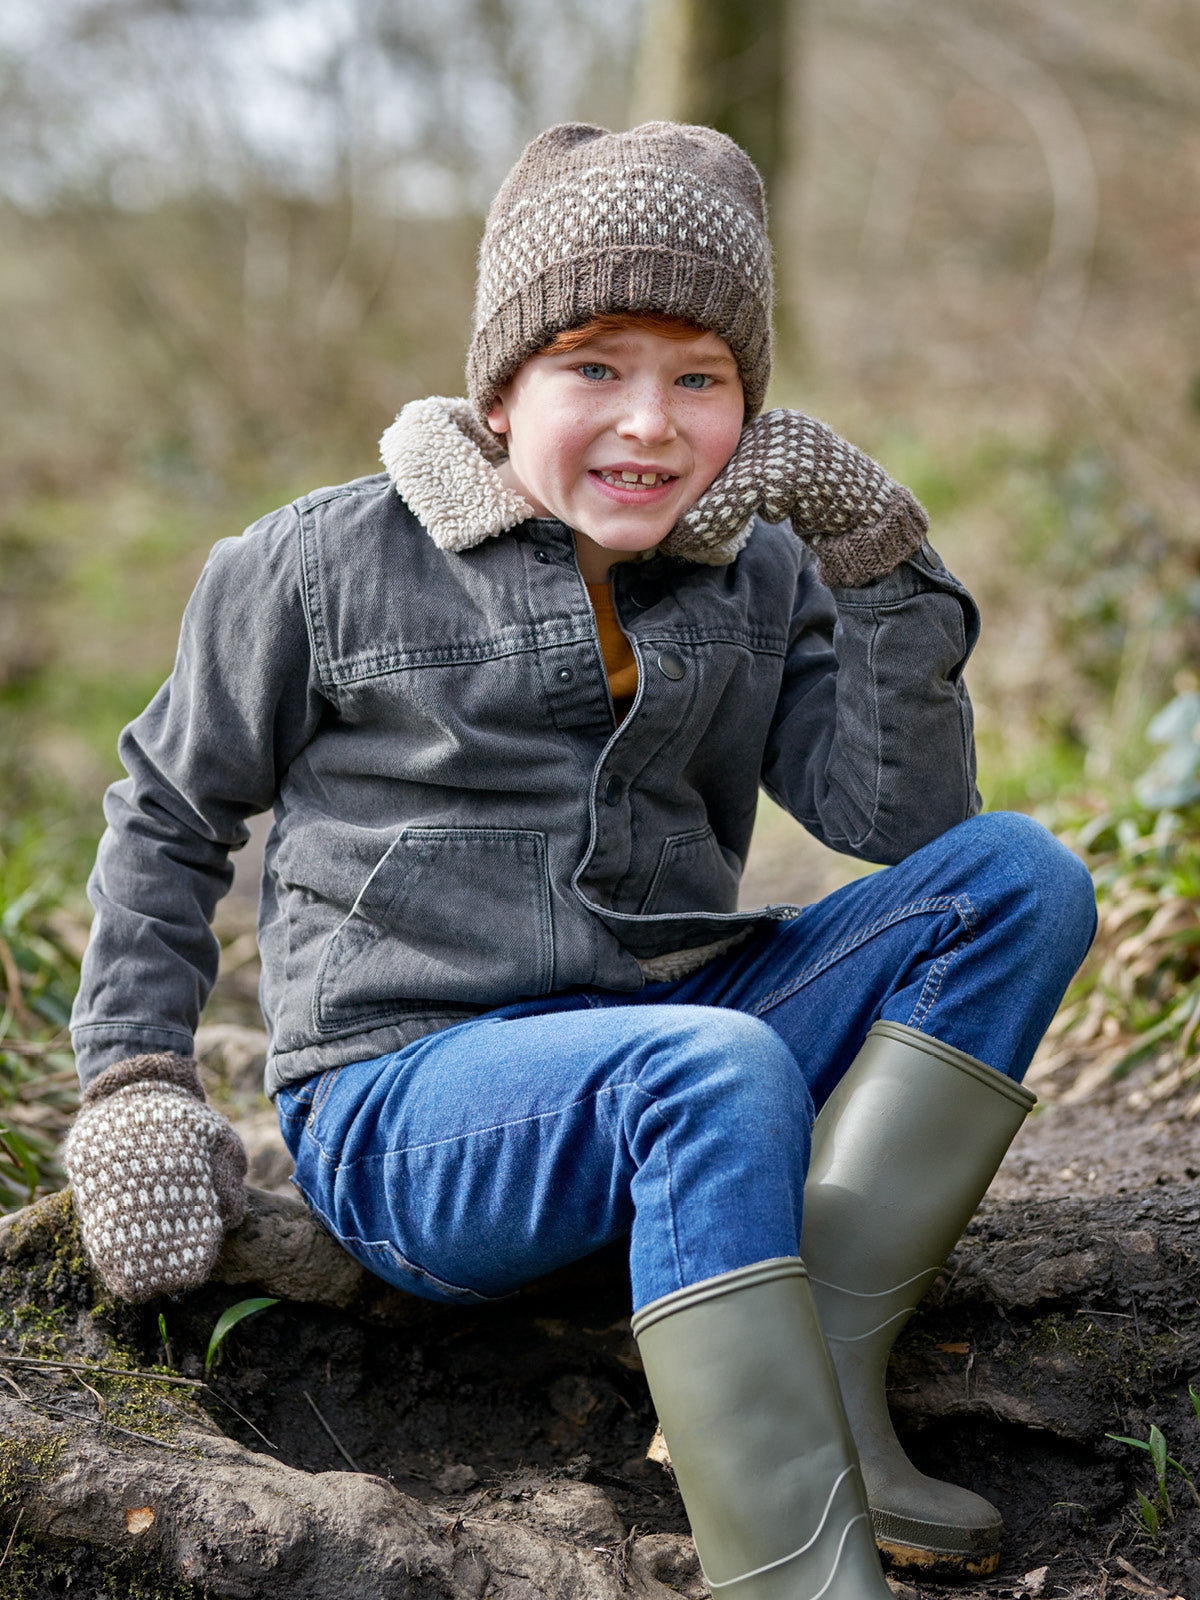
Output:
[71, 445, 981, 1097]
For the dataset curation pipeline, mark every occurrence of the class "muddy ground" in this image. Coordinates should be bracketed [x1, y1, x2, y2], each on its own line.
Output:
[0, 1030, 1196, 1600]
[2, 823, 1199, 1598]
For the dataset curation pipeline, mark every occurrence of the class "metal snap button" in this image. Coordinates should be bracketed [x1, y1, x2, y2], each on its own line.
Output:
[534, 549, 551, 563]
[556, 667, 573, 684]
[604, 776, 624, 806]
[656, 651, 685, 680]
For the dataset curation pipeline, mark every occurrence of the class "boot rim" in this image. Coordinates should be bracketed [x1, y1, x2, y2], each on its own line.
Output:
[631, 1257, 807, 1338]
[867, 1021, 1036, 1111]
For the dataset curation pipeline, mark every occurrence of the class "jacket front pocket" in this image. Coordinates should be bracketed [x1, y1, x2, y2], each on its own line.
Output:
[313, 827, 553, 1033]
[640, 825, 740, 917]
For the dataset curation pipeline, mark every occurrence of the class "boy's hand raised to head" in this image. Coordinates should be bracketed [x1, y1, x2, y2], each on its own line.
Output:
[666, 409, 929, 587]
[64, 1054, 247, 1303]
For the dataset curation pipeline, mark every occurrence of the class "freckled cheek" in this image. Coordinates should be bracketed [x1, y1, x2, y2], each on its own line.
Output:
[542, 424, 602, 488]
[695, 419, 743, 488]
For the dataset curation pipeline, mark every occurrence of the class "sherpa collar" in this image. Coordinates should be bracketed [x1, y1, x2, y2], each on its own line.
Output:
[380, 397, 534, 553]
[379, 396, 750, 565]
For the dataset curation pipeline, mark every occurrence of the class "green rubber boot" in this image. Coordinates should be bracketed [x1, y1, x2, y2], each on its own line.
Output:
[632, 1258, 893, 1600]
[801, 1021, 1036, 1578]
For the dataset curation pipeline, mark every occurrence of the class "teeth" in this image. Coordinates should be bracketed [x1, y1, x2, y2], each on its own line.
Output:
[601, 470, 670, 488]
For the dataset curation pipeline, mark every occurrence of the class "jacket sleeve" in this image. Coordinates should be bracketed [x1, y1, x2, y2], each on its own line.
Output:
[69, 504, 328, 1088]
[760, 541, 981, 865]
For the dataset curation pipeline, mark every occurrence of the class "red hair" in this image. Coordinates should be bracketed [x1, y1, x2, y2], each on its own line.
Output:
[541, 312, 710, 355]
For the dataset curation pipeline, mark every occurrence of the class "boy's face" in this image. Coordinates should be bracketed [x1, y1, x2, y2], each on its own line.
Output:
[487, 325, 744, 573]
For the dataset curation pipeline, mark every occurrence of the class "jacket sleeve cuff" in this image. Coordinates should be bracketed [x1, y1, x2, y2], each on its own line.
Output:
[81, 1053, 205, 1107]
[71, 1024, 196, 1093]
[827, 540, 972, 605]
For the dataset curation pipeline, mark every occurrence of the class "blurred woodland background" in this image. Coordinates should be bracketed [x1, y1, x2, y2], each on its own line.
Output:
[1, 0, 1200, 1201]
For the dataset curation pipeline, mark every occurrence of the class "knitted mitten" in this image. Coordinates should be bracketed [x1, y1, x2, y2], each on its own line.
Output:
[64, 1053, 247, 1303]
[663, 408, 929, 585]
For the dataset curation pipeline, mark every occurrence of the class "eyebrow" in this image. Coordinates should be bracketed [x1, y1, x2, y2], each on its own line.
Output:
[567, 337, 739, 370]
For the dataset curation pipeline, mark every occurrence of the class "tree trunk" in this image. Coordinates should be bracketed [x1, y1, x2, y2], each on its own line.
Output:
[630, 0, 806, 371]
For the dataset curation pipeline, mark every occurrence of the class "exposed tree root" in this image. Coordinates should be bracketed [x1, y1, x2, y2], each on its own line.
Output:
[0, 1184, 1197, 1598]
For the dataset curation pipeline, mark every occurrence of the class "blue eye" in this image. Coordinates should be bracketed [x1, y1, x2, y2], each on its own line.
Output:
[678, 373, 712, 389]
[578, 363, 611, 381]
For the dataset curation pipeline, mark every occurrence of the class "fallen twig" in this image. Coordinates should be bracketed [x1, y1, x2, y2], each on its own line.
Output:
[303, 1389, 360, 1472]
[0, 1370, 29, 1403]
[0, 1510, 23, 1573]
[1112, 1555, 1176, 1598]
[36, 1398, 192, 1453]
[0, 1353, 204, 1388]
[206, 1385, 279, 1452]
[2, 1349, 279, 1452]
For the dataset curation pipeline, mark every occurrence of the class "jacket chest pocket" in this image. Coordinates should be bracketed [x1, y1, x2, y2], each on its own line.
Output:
[312, 827, 554, 1033]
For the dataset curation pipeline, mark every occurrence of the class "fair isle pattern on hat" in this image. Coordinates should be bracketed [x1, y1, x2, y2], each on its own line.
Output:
[468, 122, 773, 423]
[64, 1053, 247, 1303]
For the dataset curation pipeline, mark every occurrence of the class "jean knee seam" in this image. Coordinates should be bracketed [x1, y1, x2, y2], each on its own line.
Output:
[908, 949, 953, 1028]
[748, 894, 977, 1016]
[608, 1076, 685, 1293]
[907, 894, 978, 1029]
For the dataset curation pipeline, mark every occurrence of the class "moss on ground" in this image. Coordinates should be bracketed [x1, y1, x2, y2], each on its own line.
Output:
[0, 1434, 64, 1515]
[0, 1190, 97, 1324]
[0, 1528, 208, 1600]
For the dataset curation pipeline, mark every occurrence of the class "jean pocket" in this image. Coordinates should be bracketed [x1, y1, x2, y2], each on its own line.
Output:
[350, 1236, 510, 1305]
[311, 826, 554, 1034]
[289, 1179, 508, 1306]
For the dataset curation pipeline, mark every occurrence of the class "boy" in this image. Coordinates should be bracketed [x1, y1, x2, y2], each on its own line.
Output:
[64, 123, 1096, 1596]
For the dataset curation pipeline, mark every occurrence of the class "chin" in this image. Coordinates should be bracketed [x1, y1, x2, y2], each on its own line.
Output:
[592, 524, 674, 553]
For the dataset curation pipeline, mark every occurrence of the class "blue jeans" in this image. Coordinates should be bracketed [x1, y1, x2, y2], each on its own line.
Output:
[277, 812, 1096, 1312]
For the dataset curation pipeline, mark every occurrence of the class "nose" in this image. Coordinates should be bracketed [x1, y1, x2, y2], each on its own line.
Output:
[616, 380, 678, 446]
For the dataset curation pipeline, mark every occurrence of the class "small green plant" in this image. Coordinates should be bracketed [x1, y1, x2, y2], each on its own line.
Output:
[1107, 1389, 1200, 1545]
[204, 1297, 279, 1376]
[157, 1311, 174, 1369]
[1132, 1485, 1162, 1543]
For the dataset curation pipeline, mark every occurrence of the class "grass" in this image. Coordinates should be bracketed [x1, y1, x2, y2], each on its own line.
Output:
[204, 1298, 280, 1376]
[0, 823, 87, 1207]
[1033, 779, 1200, 1104]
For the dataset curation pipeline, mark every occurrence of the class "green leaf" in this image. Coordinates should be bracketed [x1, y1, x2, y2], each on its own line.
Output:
[204, 1297, 279, 1376]
[0, 1121, 41, 1201]
[1106, 1432, 1151, 1454]
[1149, 1424, 1168, 1483]
[1135, 1489, 1160, 1539]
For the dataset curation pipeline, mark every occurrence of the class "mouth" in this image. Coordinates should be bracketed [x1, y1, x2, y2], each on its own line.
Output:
[589, 467, 679, 499]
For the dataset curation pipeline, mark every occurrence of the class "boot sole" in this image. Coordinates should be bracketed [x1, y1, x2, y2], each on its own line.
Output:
[877, 1538, 1001, 1579]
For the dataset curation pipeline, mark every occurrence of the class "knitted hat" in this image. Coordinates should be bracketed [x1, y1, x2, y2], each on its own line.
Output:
[467, 121, 773, 423]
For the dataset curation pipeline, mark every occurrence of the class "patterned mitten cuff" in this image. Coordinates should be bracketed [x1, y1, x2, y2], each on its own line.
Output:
[65, 1053, 248, 1303]
[664, 409, 928, 586]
